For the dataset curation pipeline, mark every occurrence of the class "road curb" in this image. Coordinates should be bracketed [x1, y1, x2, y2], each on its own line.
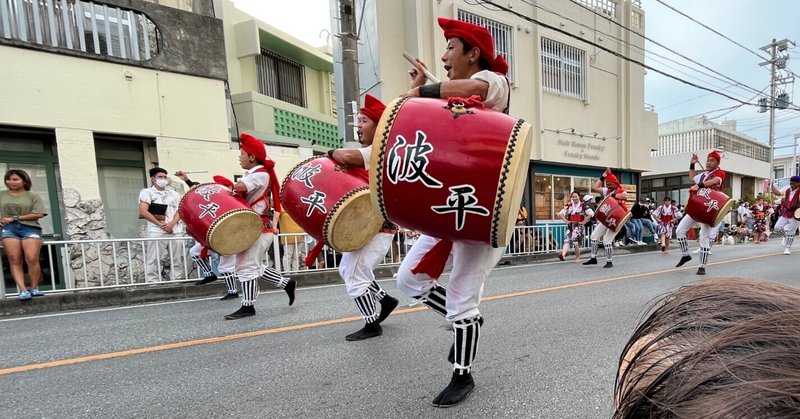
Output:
[0, 246, 656, 317]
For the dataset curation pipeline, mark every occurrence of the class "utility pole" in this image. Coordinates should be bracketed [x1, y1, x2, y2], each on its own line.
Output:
[338, 0, 360, 148]
[759, 38, 796, 188]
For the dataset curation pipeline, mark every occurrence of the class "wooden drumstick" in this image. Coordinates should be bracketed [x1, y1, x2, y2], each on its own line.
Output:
[182, 170, 208, 174]
[403, 52, 440, 83]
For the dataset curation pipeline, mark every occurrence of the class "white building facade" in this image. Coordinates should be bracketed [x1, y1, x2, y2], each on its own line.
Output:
[642, 117, 770, 205]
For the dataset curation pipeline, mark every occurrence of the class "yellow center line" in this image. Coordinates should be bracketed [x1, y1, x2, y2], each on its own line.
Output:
[0, 251, 780, 376]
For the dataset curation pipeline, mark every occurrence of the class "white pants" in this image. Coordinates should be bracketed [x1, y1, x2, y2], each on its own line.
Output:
[233, 232, 272, 282]
[397, 235, 504, 321]
[142, 230, 189, 282]
[675, 215, 720, 248]
[339, 233, 394, 298]
[590, 224, 616, 244]
[218, 254, 236, 274]
[775, 216, 799, 238]
[282, 242, 302, 272]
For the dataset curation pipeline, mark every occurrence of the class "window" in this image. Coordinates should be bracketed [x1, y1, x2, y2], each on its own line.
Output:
[532, 174, 596, 221]
[534, 175, 553, 220]
[256, 49, 306, 107]
[95, 138, 147, 239]
[541, 37, 586, 99]
[456, 9, 514, 81]
[0, 0, 159, 59]
[775, 166, 785, 179]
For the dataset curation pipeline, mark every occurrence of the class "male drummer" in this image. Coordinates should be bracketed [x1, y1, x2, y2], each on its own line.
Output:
[583, 169, 628, 268]
[327, 94, 400, 340]
[675, 151, 726, 275]
[399, 17, 510, 408]
[224, 133, 296, 320]
[770, 175, 800, 255]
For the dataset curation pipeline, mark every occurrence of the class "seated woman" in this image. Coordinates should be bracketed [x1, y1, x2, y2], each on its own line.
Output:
[614, 278, 800, 418]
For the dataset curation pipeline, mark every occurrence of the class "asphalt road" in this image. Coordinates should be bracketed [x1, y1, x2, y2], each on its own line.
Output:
[1, 243, 796, 418]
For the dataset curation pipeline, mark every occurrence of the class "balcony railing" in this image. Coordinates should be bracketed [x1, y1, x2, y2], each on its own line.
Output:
[0, 0, 159, 59]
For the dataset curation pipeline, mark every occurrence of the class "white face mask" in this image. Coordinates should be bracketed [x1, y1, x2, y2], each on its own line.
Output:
[154, 178, 169, 188]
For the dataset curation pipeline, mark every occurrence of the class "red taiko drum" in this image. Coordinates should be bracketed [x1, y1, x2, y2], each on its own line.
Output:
[595, 196, 631, 234]
[179, 183, 262, 255]
[685, 188, 733, 226]
[370, 97, 532, 247]
[281, 156, 383, 252]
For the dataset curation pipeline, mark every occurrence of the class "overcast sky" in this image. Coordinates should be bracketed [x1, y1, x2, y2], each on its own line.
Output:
[232, 0, 800, 156]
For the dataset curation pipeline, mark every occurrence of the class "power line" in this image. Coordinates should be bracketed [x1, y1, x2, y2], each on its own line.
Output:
[651, 0, 769, 62]
[473, 0, 799, 111]
[554, 0, 767, 97]
[513, 0, 764, 100]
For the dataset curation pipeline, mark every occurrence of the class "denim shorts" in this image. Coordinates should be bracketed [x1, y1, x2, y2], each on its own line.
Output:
[0, 221, 43, 240]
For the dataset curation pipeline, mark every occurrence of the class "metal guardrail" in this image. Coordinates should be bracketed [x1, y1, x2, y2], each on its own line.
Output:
[1, 225, 591, 299]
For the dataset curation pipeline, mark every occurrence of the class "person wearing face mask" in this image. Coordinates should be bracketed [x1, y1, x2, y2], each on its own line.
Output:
[327, 94, 401, 340]
[138, 167, 187, 283]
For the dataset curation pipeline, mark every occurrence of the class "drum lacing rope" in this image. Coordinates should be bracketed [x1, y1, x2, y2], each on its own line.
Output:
[375, 97, 409, 222]
[490, 119, 524, 248]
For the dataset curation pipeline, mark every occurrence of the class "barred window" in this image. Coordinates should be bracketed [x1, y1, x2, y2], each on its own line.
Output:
[541, 37, 586, 100]
[456, 9, 514, 81]
[256, 48, 306, 108]
[0, 0, 159, 59]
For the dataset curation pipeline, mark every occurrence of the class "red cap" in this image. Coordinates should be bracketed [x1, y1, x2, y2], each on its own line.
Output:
[605, 171, 620, 186]
[239, 133, 268, 164]
[438, 17, 508, 75]
[707, 150, 721, 162]
[359, 94, 386, 124]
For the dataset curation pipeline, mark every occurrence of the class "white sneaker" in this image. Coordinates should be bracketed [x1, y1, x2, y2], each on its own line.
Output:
[693, 248, 700, 254]
[637, 240, 647, 245]
[785, 248, 792, 255]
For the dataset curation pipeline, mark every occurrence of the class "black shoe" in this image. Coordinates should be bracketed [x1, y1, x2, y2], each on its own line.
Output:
[676, 255, 692, 267]
[558, 254, 565, 261]
[432, 372, 475, 408]
[661, 245, 666, 252]
[376, 295, 399, 324]
[284, 279, 296, 306]
[696, 267, 706, 275]
[194, 274, 218, 285]
[603, 261, 613, 268]
[220, 292, 239, 301]
[345, 322, 382, 341]
[582, 258, 597, 266]
[224, 305, 255, 320]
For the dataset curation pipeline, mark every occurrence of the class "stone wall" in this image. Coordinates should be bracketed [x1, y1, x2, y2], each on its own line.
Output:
[62, 188, 196, 287]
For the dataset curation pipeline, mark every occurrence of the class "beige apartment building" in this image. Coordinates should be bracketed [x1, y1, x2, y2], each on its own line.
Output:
[352, 0, 658, 223]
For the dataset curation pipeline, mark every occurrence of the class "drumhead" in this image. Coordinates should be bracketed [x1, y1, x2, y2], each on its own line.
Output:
[207, 209, 263, 255]
[326, 187, 383, 252]
[493, 120, 532, 247]
[794, 208, 800, 221]
[711, 197, 735, 227]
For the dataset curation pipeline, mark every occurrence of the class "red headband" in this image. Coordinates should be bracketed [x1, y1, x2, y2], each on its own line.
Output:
[359, 94, 386, 124]
[605, 172, 620, 186]
[707, 150, 721, 162]
[438, 17, 509, 75]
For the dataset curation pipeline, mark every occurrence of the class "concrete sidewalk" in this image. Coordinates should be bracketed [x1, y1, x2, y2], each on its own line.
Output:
[0, 244, 659, 317]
